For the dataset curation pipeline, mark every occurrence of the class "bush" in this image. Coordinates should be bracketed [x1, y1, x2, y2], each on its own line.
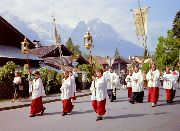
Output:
[0, 61, 18, 98]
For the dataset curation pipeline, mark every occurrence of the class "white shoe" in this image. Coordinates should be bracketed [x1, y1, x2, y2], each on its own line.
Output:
[151, 103, 155, 107]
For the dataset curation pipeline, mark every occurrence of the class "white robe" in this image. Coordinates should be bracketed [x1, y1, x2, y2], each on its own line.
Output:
[172, 70, 179, 90]
[125, 75, 133, 87]
[146, 69, 160, 88]
[90, 76, 107, 101]
[13, 76, 21, 84]
[32, 78, 45, 100]
[60, 77, 72, 100]
[70, 75, 76, 97]
[131, 70, 144, 92]
[106, 72, 119, 90]
[163, 73, 174, 89]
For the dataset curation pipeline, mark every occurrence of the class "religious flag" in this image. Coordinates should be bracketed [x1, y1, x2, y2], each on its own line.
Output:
[133, 7, 148, 36]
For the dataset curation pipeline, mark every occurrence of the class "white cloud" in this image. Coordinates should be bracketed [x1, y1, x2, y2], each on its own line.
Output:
[0, 0, 173, 51]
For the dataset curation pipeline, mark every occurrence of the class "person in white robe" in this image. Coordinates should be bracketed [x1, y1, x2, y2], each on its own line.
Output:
[171, 66, 179, 98]
[60, 70, 74, 116]
[12, 72, 22, 102]
[29, 71, 46, 117]
[28, 70, 34, 98]
[90, 68, 107, 121]
[69, 71, 76, 102]
[106, 67, 119, 102]
[163, 67, 175, 103]
[125, 70, 133, 98]
[146, 63, 160, 107]
[129, 64, 144, 104]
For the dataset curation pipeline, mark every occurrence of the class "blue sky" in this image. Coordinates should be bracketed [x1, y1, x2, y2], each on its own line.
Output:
[0, 0, 179, 51]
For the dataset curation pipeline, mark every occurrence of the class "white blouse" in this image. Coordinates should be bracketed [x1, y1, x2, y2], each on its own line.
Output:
[146, 69, 160, 88]
[131, 70, 144, 92]
[90, 76, 107, 101]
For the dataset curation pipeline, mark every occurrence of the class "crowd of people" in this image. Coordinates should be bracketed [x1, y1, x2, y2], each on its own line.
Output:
[11, 63, 179, 121]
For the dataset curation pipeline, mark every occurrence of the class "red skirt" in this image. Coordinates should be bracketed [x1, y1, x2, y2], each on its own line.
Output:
[92, 99, 106, 116]
[62, 99, 74, 113]
[71, 92, 76, 100]
[166, 89, 176, 101]
[128, 87, 132, 98]
[148, 87, 159, 103]
[30, 97, 43, 114]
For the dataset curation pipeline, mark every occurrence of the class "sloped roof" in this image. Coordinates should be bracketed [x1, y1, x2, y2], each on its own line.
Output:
[30, 45, 55, 58]
[43, 56, 71, 67]
[30, 44, 73, 58]
[0, 16, 35, 49]
[0, 45, 42, 60]
[30, 45, 89, 65]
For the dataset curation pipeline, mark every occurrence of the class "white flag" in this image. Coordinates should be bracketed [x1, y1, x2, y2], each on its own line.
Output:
[133, 7, 148, 36]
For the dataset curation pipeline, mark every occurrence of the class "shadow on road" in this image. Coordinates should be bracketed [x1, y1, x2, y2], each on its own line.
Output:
[105, 113, 147, 120]
[74, 100, 91, 103]
[153, 112, 169, 115]
[157, 100, 180, 107]
[113, 99, 128, 103]
[72, 109, 94, 115]
[43, 112, 62, 116]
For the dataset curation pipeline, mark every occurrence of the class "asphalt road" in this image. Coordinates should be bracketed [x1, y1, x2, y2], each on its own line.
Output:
[0, 88, 180, 131]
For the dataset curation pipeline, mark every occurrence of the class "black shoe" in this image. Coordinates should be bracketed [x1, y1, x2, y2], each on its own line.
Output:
[166, 100, 171, 103]
[170, 100, 175, 103]
[41, 107, 46, 115]
[29, 114, 36, 117]
[96, 116, 103, 121]
[62, 112, 67, 116]
[110, 100, 113, 102]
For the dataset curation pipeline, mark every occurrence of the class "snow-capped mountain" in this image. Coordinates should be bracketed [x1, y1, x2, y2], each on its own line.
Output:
[71, 18, 144, 57]
[27, 20, 73, 45]
[1, 12, 144, 57]
[1, 11, 40, 41]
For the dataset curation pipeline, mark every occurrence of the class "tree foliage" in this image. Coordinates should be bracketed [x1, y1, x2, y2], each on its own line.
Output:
[66, 38, 82, 55]
[78, 56, 102, 82]
[172, 10, 180, 39]
[155, 10, 180, 70]
[0, 61, 17, 81]
[114, 48, 121, 59]
[155, 30, 179, 70]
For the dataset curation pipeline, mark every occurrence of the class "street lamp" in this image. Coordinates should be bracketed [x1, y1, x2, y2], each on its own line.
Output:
[84, 30, 95, 90]
[84, 31, 93, 50]
[21, 37, 30, 73]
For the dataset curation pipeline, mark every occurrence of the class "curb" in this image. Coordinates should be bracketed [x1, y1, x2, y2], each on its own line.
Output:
[0, 92, 91, 112]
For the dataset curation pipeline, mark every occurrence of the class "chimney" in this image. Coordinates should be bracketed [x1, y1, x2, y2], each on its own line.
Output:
[33, 40, 41, 48]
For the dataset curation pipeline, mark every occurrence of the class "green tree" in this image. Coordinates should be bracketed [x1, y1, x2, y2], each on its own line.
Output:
[114, 48, 120, 59]
[66, 38, 82, 55]
[0, 61, 17, 80]
[155, 30, 179, 70]
[172, 10, 180, 39]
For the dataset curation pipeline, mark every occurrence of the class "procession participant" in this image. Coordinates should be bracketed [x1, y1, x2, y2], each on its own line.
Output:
[171, 65, 179, 99]
[60, 70, 74, 116]
[163, 67, 175, 103]
[106, 67, 118, 102]
[69, 71, 76, 102]
[146, 63, 160, 107]
[90, 68, 107, 121]
[103, 67, 109, 78]
[82, 72, 88, 90]
[28, 70, 34, 98]
[11, 72, 22, 102]
[29, 71, 46, 117]
[125, 70, 133, 98]
[120, 69, 127, 90]
[72, 67, 80, 92]
[129, 64, 144, 104]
